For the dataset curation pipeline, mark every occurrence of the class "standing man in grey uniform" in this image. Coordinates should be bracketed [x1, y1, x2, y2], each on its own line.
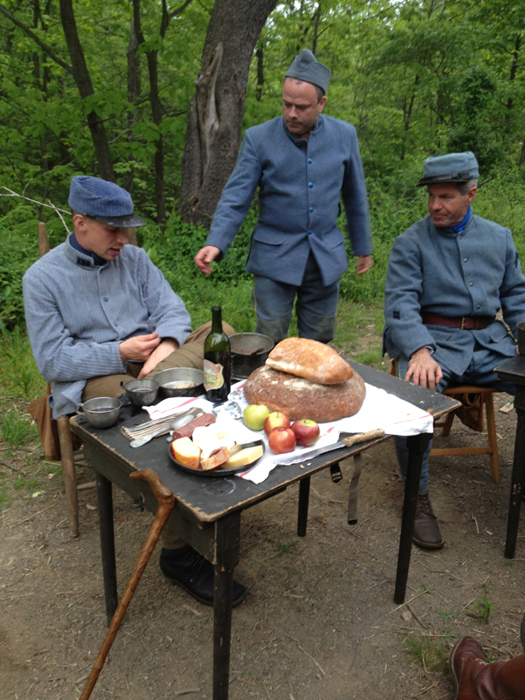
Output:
[194, 49, 373, 344]
[383, 152, 525, 549]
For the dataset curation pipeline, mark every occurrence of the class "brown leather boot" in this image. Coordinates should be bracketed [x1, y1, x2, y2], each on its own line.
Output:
[413, 493, 444, 549]
[450, 636, 525, 699]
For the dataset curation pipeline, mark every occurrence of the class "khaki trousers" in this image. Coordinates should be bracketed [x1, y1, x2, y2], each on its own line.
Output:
[82, 322, 235, 402]
[82, 321, 235, 550]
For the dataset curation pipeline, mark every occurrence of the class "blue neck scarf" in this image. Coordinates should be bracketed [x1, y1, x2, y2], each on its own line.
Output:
[450, 205, 472, 233]
[69, 232, 106, 266]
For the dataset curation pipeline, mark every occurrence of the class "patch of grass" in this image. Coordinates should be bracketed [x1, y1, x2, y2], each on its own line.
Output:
[13, 475, 39, 491]
[437, 608, 458, 626]
[275, 540, 298, 557]
[356, 346, 383, 366]
[406, 633, 451, 673]
[0, 322, 45, 402]
[1, 410, 38, 446]
[332, 299, 385, 367]
[472, 591, 498, 623]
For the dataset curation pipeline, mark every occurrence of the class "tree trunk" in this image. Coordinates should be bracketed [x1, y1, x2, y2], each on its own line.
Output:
[59, 0, 116, 181]
[122, 13, 142, 193]
[180, 0, 278, 227]
[131, 0, 173, 226]
[506, 34, 521, 136]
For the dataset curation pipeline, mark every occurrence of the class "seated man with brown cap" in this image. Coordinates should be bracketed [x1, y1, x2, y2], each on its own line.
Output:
[23, 176, 245, 607]
[383, 152, 525, 549]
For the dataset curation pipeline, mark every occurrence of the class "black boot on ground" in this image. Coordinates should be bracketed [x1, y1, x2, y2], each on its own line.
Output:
[160, 546, 246, 607]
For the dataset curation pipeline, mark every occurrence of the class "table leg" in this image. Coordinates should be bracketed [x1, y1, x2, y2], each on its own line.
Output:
[505, 386, 525, 559]
[212, 513, 241, 700]
[297, 476, 311, 537]
[394, 432, 432, 604]
[213, 564, 234, 700]
[95, 472, 118, 625]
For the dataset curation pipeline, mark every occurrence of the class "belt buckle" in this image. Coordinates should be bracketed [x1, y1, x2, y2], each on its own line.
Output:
[461, 316, 466, 330]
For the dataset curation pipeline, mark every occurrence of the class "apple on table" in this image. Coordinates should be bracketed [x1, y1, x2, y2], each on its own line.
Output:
[243, 404, 271, 431]
[264, 411, 291, 435]
[291, 419, 320, 447]
[268, 426, 296, 454]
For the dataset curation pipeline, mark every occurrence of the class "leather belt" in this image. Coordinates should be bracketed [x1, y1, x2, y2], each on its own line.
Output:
[421, 312, 495, 330]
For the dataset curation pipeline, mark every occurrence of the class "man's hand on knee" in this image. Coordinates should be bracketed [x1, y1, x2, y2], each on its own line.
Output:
[405, 347, 443, 391]
[139, 338, 179, 378]
[120, 333, 161, 363]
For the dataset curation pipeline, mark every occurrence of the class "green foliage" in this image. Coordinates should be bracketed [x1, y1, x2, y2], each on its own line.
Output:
[473, 591, 498, 623]
[142, 210, 258, 331]
[1, 410, 38, 446]
[0, 322, 45, 401]
[406, 633, 451, 673]
[274, 540, 298, 557]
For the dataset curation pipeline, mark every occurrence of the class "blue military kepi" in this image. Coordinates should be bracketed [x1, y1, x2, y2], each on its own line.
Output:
[285, 49, 331, 93]
[417, 151, 479, 187]
[68, 176, 146, 227]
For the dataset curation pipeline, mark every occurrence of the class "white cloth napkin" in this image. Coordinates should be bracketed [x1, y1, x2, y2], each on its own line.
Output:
[143, 395, 216, 420]
[143, 380, 434, 486]
[230, 381, 434, 484]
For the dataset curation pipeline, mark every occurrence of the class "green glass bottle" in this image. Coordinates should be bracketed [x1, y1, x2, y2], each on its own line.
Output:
[203, 306, 231, 403]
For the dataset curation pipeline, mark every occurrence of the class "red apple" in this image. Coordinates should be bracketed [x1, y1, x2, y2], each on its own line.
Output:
[291, 419, 320, 447]
[268, 427, 296, 454]
[264, 411, 291, 435]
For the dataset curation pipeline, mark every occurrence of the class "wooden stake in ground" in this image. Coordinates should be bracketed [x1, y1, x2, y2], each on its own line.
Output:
[80, 469, 175, 700]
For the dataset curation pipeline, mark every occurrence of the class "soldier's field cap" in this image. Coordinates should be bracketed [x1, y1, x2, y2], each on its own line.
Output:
[285, 49, 331, 93]
[417, 151, 479, 187]
[68, 176, 146, 227]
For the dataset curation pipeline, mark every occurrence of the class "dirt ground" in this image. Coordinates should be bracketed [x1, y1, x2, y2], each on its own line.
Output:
[1, 390, 525, 700]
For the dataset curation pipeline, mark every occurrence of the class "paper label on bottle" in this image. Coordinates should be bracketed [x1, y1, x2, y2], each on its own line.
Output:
[203, 360, 225, 390]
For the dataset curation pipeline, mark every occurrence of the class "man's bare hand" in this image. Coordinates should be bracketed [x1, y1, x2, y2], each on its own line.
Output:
[195, 246, 221, 274]
[139, 338, 179, 378]
[119, 333, 161, 363]
[405, 347, 443, 391]
[356, 255, 373, 275]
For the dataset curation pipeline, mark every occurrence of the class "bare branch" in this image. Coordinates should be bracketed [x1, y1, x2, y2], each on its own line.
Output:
[169, 0, 193, 18]
[0, 3, 74, 75]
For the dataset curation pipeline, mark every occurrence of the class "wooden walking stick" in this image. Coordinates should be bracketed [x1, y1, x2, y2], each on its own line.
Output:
[80, 469, 175, 700]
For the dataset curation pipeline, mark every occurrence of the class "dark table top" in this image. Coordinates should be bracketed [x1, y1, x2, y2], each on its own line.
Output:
[496, 355, 525, 384]
[71, 361, 458, 524]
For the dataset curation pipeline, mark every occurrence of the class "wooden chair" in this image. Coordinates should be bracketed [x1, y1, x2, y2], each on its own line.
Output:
[430, 385, 500, 483]
[390, 360, 500, 483]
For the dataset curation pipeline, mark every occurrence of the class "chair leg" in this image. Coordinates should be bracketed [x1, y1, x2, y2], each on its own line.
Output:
[484, 392, 500, 483]
[440, 410, 455, 437]
[57, 415, 79, 537]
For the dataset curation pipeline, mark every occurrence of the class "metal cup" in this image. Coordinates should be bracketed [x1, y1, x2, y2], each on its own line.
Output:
[76, 397, 121, 429]
[120, 378, 159, 407]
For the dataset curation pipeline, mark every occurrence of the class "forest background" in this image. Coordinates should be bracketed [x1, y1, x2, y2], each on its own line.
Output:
[0, 0, 525, 403]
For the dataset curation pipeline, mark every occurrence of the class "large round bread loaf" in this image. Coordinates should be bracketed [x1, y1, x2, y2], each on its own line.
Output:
[266, 337, 353, 384]
[243, 365, 366, 422]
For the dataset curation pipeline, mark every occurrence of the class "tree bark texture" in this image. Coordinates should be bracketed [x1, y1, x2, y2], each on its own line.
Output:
[59, 0, 116, 181]
[180, 0, 278, 227]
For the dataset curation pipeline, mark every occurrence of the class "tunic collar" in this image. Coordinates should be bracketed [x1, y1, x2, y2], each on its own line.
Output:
[431, 209, 475, 238]
[65, 232, 108, 268]
[282, 113, 324, 145]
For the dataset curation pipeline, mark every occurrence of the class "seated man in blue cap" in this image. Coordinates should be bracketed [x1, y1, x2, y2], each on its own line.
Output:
[383, 152, 525, 549]
[23, 175, 245, 607]
[194, 49, 373, 344]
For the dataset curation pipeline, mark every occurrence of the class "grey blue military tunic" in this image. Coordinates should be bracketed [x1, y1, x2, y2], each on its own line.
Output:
[384, 213, 525, 374]
[205, 114, 372, 287]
